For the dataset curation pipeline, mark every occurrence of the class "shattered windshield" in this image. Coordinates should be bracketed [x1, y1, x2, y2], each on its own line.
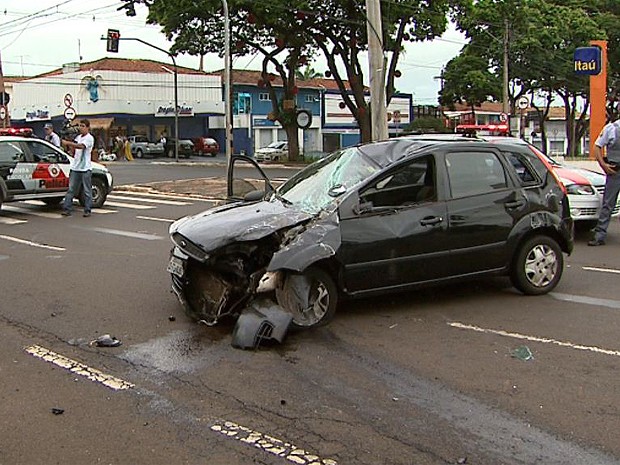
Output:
[276, 147, 380, 214]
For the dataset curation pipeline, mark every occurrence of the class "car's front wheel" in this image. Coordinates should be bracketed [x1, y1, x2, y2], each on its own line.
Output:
[135, 149, 143, 159]
[275, 267, 338, 329]
[510, 235, 563, 295]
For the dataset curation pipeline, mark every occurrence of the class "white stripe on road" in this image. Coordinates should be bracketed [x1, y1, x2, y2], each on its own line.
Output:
[104, 201, 156, 210]
[448, 322, 620, 358]
[108, 194, 190, 205]
[0, 217, 27, 225]
[91, 227, 163, 240]
[136, 215, 175, 223]
[551, 292, 620, 310]
[0, 234, 65, 251]
[583, 266, 620, 275]
[25, 345, 134, 391]
[114, 189, 213, 202]
[211, 421, 337, 465]
[92, 208, 117, 214]
[2, 205, 64, 219]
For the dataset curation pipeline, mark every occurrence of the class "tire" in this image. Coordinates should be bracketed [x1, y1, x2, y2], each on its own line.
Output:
[276, 267, 338, 329]
[510, 235, 563, 295]
[167, 148, 174, 158]
[198, 150, 204, 156]
[136, 149, 143, 159]
[79, 177, 107, 208]
[43, 198, 62, 207]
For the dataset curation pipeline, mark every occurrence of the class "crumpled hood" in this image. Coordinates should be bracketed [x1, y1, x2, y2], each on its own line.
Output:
[170, 199, 312, 252]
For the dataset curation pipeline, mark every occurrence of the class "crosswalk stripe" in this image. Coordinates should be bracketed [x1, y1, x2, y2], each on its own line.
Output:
[104, 201, 156, 210]
[114, 189, 213, 202]
[108, 194, 190, 206]
[2, 205, 64, 219]
[136, 215, 175, 223]
[0, 217, 27, 225]
[92, 208, 117, 214]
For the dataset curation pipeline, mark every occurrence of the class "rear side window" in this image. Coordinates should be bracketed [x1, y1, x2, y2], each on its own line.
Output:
[0, 141, 26, 162]
[446, 151, 508, 198]
[504, 151, 540, 186]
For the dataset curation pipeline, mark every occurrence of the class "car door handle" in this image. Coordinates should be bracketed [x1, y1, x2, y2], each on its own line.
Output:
[505, 200, 526, 209]
[420, 216, 442, 226]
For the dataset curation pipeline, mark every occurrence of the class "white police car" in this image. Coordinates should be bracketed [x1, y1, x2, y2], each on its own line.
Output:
[0, 129, 113, 209]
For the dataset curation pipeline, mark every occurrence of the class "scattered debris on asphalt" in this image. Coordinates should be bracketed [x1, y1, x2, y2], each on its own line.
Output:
[91, 334, 122, 348]
[51, 408, 64, 415]
[511, 345, 534, 361]
[168, 315, 176, 322]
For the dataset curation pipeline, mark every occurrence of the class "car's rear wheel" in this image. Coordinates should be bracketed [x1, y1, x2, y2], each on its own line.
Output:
[167, 148, 174, 158]
[276, 267, 338, 329]
[510, 235, 563, 295]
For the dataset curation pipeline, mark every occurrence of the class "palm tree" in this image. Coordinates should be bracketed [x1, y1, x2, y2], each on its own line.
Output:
[295, 66, 324, 81]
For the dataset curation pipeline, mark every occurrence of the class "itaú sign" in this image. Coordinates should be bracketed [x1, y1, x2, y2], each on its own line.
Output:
[574, 47, 602, 75]
[155, 105, 194, 117]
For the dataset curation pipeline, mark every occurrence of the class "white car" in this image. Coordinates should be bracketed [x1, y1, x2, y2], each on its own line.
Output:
[255, 141, 288, 162]
[483, 136, 620, 223]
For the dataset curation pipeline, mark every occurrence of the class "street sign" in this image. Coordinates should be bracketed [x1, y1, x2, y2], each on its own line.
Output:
[517, 96, 529, 110]
[0, 106, 6, 120]
[499, 112, 508, 122]
[64, 93, 73, 107]
[64, 107, 76, 120]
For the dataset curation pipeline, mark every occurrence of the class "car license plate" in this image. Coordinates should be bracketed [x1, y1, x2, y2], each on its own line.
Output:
[167, 256, 185, 278]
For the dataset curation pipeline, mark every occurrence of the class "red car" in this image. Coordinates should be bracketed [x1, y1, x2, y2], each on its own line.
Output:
[192, 137, 219, 157]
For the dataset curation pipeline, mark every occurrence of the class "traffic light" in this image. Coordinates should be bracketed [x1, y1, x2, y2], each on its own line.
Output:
[106, 29, 120, 53]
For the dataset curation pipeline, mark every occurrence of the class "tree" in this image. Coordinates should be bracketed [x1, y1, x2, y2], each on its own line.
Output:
[446, 0, 604, 156]
[295, 66, 323, 81]
[120, 0, 318, 161]
[305, 0, 459, 142]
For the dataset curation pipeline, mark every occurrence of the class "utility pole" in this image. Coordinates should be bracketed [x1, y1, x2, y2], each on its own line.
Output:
[222, 0, 233, 165]
[503, 19, 510, 116]
[366, 0, 388, 141]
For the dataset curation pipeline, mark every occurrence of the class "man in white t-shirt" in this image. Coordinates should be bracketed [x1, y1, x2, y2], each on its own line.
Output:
[60, 119, 94, 217]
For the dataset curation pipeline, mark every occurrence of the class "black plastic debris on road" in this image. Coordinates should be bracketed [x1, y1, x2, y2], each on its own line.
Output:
[51, 408, 64, 415]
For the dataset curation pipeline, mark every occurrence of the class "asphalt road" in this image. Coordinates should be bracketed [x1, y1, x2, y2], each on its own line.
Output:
[1, 163, 619, 465]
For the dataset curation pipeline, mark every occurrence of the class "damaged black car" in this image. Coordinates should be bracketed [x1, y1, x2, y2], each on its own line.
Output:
[167, 137, 573, 339]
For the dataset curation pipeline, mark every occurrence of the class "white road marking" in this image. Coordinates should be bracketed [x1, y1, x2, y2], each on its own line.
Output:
[551, 292, 620, 310]
[136, 215, 175, 223]
[2, 205, 63, 218]
[211, 421, 337, 465]
[92, 208, 117, 214]
[108, 194, 190, 206]
[115, 189, 212, 202]
[104, 201, 156, 210]
[25, 345, 134, 391]
[0, 217, 27, 225]
[448, 322, 620, 358]
[0, 234, 65, 251]
[90, 227, 163, 240]
[583, 266, 620, 275]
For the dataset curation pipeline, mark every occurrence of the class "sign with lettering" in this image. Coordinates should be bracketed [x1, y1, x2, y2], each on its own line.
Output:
[155, 105, 194, 117]
[25, 109, 51, 122]
[574, 47, 602, 75]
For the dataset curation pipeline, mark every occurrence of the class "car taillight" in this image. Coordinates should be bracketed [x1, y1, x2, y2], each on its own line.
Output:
[528, 146, 567, 194]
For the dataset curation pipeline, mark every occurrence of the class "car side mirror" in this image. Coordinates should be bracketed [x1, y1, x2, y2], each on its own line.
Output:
[354, 200, 373, 215]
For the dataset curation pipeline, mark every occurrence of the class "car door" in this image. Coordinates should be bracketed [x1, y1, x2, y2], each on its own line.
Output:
[20, 139, 71, 194]
[443, 148, 525, 275]
[227, 154, 275, 202]
[337, 154, 451, 294]
[0, 139, 34, 198]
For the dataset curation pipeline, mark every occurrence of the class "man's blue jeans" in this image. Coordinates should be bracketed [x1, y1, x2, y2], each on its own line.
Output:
[62, 169, 92, 214]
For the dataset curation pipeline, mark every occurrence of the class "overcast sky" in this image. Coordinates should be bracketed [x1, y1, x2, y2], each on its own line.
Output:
[0, 0, 466, 105]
